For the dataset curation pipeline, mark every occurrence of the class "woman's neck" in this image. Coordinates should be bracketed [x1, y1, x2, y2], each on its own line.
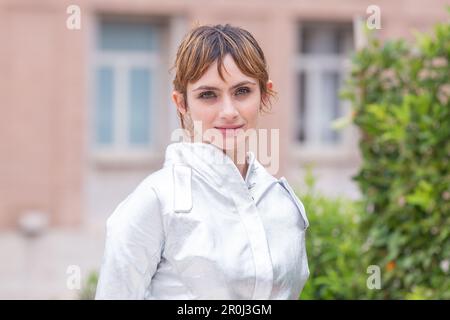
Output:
[183, 135, 250, 179]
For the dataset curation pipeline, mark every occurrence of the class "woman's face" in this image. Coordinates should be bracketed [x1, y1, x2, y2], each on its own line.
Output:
[173, 54, 272, 153]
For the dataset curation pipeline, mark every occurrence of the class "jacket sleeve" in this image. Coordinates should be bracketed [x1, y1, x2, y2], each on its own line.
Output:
[278, 177, 309, 230]
[95, 183, 164, 300]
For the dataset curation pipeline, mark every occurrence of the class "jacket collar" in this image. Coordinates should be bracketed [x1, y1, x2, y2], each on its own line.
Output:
[163, 142, 278, 205]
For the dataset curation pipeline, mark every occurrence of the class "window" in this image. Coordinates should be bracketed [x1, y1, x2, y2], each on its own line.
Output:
[92, 18, 161, 154]
[295, 22, 353, 147]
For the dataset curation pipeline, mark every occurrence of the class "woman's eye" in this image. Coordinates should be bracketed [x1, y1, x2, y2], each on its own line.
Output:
[235, 87, 251, 96]
[199, 91, 216, 99]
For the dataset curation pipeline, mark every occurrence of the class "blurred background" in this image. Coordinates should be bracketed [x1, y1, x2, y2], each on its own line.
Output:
[0, 0, 448, 299]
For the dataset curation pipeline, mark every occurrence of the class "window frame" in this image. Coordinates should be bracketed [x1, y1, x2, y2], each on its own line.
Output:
[89, 16, 165, 164]
[292, 22, 360, 165]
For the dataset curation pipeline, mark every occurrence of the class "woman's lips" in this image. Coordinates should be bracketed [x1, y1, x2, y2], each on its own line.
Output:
[214, 125, 245, 136]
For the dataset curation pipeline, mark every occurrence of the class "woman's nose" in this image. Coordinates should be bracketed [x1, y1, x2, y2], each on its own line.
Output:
[220, 96, 239, 120]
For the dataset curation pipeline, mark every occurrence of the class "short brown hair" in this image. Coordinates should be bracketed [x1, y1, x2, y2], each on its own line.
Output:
[172, 24, 276, 128]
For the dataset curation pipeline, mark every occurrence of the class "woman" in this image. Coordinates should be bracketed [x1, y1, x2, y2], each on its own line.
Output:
[95, 24, 309, 300]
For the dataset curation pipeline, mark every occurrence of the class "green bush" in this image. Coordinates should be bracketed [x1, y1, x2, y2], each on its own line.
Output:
[78, 270, 98, 300]
[341, 14, 450, 299]
[299, 169, 368, 299]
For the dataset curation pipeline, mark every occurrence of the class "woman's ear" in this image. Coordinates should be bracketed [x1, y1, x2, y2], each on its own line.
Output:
[172, 91, 187, 115]
[261, 80, 273, 107]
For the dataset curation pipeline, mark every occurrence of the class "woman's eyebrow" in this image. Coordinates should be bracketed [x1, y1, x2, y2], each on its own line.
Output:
[230, 81, 257, 89]
[192, 81, 257, 92]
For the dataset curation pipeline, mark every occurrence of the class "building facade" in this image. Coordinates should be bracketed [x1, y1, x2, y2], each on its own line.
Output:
[0, 0, 448, 229]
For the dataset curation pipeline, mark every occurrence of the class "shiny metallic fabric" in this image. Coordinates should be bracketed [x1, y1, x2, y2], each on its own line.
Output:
[95, 142, 309, 299]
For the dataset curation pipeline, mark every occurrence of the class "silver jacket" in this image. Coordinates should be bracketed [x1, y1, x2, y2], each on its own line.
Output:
[95, 142, 309, 300]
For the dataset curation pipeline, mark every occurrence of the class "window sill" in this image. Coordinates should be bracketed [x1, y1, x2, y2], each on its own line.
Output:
[290, 143, 361, 167]
[89, 149, 164, 170]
